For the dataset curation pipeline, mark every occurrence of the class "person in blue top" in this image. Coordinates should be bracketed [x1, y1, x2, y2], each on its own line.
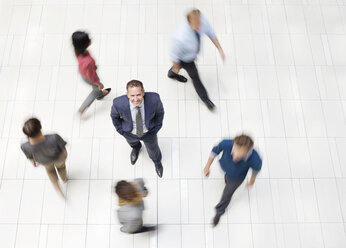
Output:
[203, 134, 262, 227]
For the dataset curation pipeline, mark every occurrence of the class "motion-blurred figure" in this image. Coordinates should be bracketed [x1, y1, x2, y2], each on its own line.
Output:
[168, 9, 225, 110]
[115, 179, 156, 234]
[204, 134, 262, 226]
[72, 31, 111, 114]
[20, 118, 68, 198]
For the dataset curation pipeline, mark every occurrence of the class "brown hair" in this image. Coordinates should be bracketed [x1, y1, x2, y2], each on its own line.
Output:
[22, 118, 42, 138]
[126, 80, 144, 91]
[233, 134, 254, 150]
[115, 180, 138, 202]
[187, 9, 200, 23]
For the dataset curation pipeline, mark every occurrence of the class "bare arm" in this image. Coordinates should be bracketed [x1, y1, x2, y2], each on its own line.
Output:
[210, 37, 225, 61]
[203, 157, 215, 177]
[246, 171, 258, 187]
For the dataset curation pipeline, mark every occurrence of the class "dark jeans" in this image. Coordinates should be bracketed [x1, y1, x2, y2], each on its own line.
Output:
[215, 175, 245, 217]
[123, 131, 162, 165]
[170, 61, 209, 101]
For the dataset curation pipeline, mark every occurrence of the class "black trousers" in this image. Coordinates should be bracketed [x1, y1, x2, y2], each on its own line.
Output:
[215, 175, 245, 217]
[123, 132, 162, 166]
[179, 61, 209, 101]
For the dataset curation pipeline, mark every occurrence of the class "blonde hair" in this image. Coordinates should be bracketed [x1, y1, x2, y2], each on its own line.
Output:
[234, 134, 254, 150]
[187, 9, 200, 23]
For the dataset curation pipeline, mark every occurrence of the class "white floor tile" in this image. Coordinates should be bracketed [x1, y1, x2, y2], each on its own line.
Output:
[157, 225, 181, 248]
[271, 179, 297, 223]
[0, 180, 23, 223]
[275, 224, 301, 248]
[293, 179, 320, 222]
[249, 179, 275, 223]
[252, 224, 278, 248]
[315, 179, 343, 222]
[265, 138, 291, 178]
[181, 225, 205, 248]
[322, 223, 346, 248]
[299, 223, 324, 248]
[228, 224, 253, 248]
[286, 138, 313, 178]
[87, 180, 112, 224]
[18, 180, 45, 223]
[0, 224, 16, 248]
[158, 179, 180, 224]
[1, 0, 346, 247]
[41, 183, 66, 224]
[86, 225, 110, 248]
[62, 225, 86, 248]
[64, 180, 89, 224]
[301, 101, 327, 137]
[15, 224, 41, 248]
[267, 5, 288, 34]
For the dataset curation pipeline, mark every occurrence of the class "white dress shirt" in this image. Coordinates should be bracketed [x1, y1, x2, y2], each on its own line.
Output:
[170, 13, 216, 63]
[129, 100, 148, 135]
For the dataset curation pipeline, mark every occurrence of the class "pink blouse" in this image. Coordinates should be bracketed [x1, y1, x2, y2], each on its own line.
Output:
[76, 51, 100, 85]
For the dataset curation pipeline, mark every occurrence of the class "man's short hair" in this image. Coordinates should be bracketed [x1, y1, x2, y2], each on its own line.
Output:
[234, 134, 254, 150]
[22, 118, 42, 138]
[187, 9, 201, 23]
[126, 80, 144, 91]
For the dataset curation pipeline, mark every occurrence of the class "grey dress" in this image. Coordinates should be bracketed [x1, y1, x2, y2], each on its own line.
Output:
[117, 178, 148, 233]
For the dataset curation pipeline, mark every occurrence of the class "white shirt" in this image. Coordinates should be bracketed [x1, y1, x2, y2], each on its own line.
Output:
[129, 100, 148, 135]
[170, 13, 217, 63]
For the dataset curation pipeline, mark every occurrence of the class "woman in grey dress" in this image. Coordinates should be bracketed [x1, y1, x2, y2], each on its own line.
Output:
[115, 179, 156, 233]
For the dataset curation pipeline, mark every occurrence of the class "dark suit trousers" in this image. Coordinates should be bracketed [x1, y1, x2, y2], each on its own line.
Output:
[123, 132, 162, 165]
[215, 175, 245, 217]
[180, 61, 209, 101]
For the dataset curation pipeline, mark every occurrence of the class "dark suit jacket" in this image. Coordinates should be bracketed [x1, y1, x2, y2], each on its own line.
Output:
[110, 92, 164, 135]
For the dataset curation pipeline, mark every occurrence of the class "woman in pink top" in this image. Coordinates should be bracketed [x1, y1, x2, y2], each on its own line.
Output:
[72, 31, 111, 114]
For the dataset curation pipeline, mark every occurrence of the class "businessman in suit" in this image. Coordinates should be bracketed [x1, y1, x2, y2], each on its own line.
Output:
[111, 80, 164, 177]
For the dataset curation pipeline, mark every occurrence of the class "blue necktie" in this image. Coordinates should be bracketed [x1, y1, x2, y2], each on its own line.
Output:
[195, 30, 200, 53]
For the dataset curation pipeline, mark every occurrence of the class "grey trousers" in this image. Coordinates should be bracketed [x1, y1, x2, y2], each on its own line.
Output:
[123, 132, 162, 165]
[215, 175, 245, 216]
[79, 77, 104, 112]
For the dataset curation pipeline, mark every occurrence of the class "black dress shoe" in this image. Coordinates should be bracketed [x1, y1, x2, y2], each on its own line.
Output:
[97, 88, 111, 100]
[134, 225, 157, 233]
[155, 163, 163, 178]
[213, 215, 220, 227]
[130, 148, 140, 165]
[204, 98, 215, 110]
[167, 68, 187, 83]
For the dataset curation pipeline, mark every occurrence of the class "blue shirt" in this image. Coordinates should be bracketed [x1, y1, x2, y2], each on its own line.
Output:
[170, 13, 216, 63]
[211, 139, 262, 180]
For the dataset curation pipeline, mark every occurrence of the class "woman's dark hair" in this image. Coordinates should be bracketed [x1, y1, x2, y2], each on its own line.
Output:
[115, 180, 138, 202]
[22, 118, 42, 138]
[126, 80, 144, 91]
[72, 31, 91, 56]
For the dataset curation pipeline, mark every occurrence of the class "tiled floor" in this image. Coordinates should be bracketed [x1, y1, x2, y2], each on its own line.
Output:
[0, 0, 346, 247]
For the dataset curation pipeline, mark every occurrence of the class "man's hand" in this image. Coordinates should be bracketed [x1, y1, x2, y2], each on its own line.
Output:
[219, 49, 226, 61]
[98, 82, 104, 90]
[204, 166, 210, 177]
[31, 160, 38, 167]
[246, 178, 255, 188]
